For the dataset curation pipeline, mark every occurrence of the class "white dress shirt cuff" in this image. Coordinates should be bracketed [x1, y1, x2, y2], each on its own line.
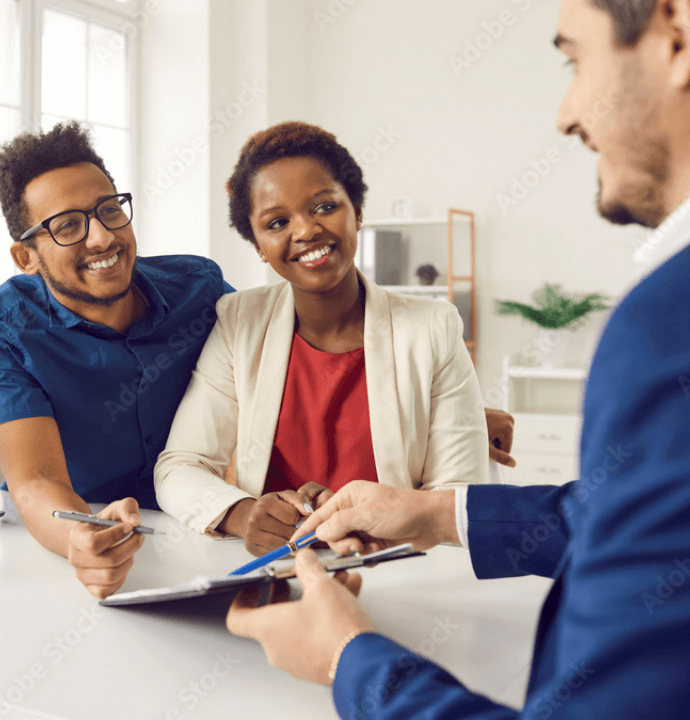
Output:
[455, 486, 469, 549]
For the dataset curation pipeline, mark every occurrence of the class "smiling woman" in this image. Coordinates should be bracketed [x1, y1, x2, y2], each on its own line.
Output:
[154, 121, 493, 557]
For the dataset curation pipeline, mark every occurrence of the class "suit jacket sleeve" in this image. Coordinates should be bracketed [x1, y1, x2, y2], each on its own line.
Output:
[467, 483, 574, 579]
[333, 251, 690, 719]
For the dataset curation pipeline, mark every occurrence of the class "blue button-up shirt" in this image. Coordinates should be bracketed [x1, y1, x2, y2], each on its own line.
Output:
[0, 255, 234, 508]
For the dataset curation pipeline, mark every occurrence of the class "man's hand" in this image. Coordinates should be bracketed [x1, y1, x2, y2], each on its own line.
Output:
[220, 490, 315, 556]
[227, 549, 375, 685]
[293, 482, 459, 555]
[67, 497, 145, 599]
[485, 408, 517, 467]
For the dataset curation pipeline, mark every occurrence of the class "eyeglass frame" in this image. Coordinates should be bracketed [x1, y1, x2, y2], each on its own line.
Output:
[19, 192, 134, 246]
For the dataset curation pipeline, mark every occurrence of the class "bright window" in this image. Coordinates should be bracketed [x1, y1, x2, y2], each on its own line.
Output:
[0, 0, 136, 283]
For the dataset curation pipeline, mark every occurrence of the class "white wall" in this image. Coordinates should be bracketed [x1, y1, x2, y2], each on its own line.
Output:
[137, 0, 651, 399]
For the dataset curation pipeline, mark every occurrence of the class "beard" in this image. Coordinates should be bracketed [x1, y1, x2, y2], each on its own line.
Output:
[37, 246, 135, 308]
[596, 138, 669, 231]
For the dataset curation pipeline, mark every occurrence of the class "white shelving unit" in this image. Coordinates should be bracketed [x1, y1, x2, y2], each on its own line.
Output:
[502, 355, 585, 486]
[358, 209, 477, 361]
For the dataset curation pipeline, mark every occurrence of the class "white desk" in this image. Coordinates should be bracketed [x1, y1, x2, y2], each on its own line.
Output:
[0, 491, 552, 720]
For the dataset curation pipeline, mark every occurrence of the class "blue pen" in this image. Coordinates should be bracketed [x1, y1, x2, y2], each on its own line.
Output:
[230, 531, 319, 575]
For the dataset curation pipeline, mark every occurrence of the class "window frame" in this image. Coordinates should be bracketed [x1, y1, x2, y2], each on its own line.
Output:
[31, 0, 139, 194]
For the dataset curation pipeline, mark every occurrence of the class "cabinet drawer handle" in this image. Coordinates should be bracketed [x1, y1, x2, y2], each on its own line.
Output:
[537, 433, 562, 441]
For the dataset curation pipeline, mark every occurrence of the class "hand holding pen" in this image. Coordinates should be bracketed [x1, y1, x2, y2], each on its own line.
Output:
[58, 497, 148, 600]
[218, 485, 333, 557]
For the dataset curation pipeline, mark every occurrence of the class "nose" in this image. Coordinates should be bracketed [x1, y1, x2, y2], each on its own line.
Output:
[83, 211, 116, 250]
[291, 213, 322, 242]
[556, 82, 580, 138]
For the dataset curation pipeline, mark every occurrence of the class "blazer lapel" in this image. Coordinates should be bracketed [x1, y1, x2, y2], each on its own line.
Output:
[241, 283, 295, 494]
[360, 273, 410, 487]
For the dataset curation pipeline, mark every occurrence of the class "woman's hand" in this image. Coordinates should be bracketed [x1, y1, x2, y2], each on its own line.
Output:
[220, 490, 315, 556]
[485, 408, 517, 467]
[299, 481, 334, 510]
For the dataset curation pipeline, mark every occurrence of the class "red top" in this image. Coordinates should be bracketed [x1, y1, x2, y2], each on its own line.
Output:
[263, 332, 379, 495]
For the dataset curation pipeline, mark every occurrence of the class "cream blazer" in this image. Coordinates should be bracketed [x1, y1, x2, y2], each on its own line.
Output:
[154, 273, 490, 534]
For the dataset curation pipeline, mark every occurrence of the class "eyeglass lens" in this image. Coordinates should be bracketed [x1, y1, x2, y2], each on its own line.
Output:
[49, 195, 132, 245]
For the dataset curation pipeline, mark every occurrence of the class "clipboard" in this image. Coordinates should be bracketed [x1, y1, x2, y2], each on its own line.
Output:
[100, 544, 425, 607]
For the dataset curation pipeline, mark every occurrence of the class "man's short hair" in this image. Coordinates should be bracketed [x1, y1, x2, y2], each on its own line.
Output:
[590, 0, 657, 45]
[226, 120, 367, 246]
[0, 121, 115, 245]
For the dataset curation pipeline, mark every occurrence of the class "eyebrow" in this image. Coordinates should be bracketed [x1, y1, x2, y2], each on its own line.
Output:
[256, 188, 338, 220]
[553, 34, 575, 49]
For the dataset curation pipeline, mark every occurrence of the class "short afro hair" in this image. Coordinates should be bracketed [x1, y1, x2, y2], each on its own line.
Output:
[226, 121, 367, 245]
[0, 121, 115, 244]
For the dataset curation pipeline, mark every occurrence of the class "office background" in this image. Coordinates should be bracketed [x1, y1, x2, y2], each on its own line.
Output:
[0, 0, 649, 399]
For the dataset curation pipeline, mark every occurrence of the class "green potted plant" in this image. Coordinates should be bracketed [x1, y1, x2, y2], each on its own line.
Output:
[495, 284, 609, 367]
[415, 264, 440, 286]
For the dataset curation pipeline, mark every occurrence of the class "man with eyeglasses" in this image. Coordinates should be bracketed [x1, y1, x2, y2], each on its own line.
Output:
[0, 121, 234, 598]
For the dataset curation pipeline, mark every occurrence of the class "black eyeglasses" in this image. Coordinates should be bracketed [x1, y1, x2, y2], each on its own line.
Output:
[20, 193, 134, 246]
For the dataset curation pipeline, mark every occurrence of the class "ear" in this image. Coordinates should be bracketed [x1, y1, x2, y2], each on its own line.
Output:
[355, 206, 363, 229]
[663, 0, 690, 88]
[253, 242, 268, 264]
[10, 242, 41, 275]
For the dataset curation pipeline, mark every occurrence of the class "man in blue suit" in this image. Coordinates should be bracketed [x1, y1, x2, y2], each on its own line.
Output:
[225, 0, 690, 717]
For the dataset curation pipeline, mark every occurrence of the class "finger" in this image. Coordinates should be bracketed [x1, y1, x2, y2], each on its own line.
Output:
[226, 585, 270, 639]
[333, 570, 363, 598]
[298, 482, 329, 502]
[290, 491, 351, 541]
[313, 490, 334, 510]
[489, 446, 517, 468]
[314, 506, 368, 544]
[270, 579, 292, 604]
[78, 556, 135, 599]
[294, 548, 329, 591]
[71, 531, 144, 568]
[71, 521, 138, 556]
[98, 497, 141, 527]
[263, 494, 304, 526]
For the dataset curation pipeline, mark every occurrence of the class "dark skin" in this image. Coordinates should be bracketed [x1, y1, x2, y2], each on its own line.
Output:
[219, 156, 516, 556]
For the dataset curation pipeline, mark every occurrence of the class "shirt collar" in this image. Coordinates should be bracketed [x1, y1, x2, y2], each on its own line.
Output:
[632, 195, 690, 277]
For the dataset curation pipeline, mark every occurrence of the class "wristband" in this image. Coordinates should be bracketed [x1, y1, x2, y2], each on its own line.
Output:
[328, 630, 363, 683]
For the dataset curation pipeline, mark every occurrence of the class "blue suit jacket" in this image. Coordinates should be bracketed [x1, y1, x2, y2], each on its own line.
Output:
[333, 245, 690, 718]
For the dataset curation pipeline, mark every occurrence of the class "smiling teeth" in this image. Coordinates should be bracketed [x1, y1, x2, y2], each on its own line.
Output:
[300, 246, 331, 263]
[87, 253, 119, 270]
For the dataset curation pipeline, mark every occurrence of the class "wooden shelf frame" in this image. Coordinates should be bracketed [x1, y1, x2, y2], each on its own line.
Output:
[448, 209, 477, 364]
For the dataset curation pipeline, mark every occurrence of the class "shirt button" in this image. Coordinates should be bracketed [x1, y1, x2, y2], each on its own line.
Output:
[145, 436, 154, 445]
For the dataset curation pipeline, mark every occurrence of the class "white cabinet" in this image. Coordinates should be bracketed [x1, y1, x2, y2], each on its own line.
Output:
[501, 357, 585, 486]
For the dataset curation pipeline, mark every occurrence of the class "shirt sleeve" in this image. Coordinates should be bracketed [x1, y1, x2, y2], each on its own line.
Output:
[0, 338, 54, 425]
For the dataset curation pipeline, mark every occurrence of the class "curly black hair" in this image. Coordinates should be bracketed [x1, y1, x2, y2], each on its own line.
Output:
[226, 121, 367, 245]
[0, 121, 115, 245]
